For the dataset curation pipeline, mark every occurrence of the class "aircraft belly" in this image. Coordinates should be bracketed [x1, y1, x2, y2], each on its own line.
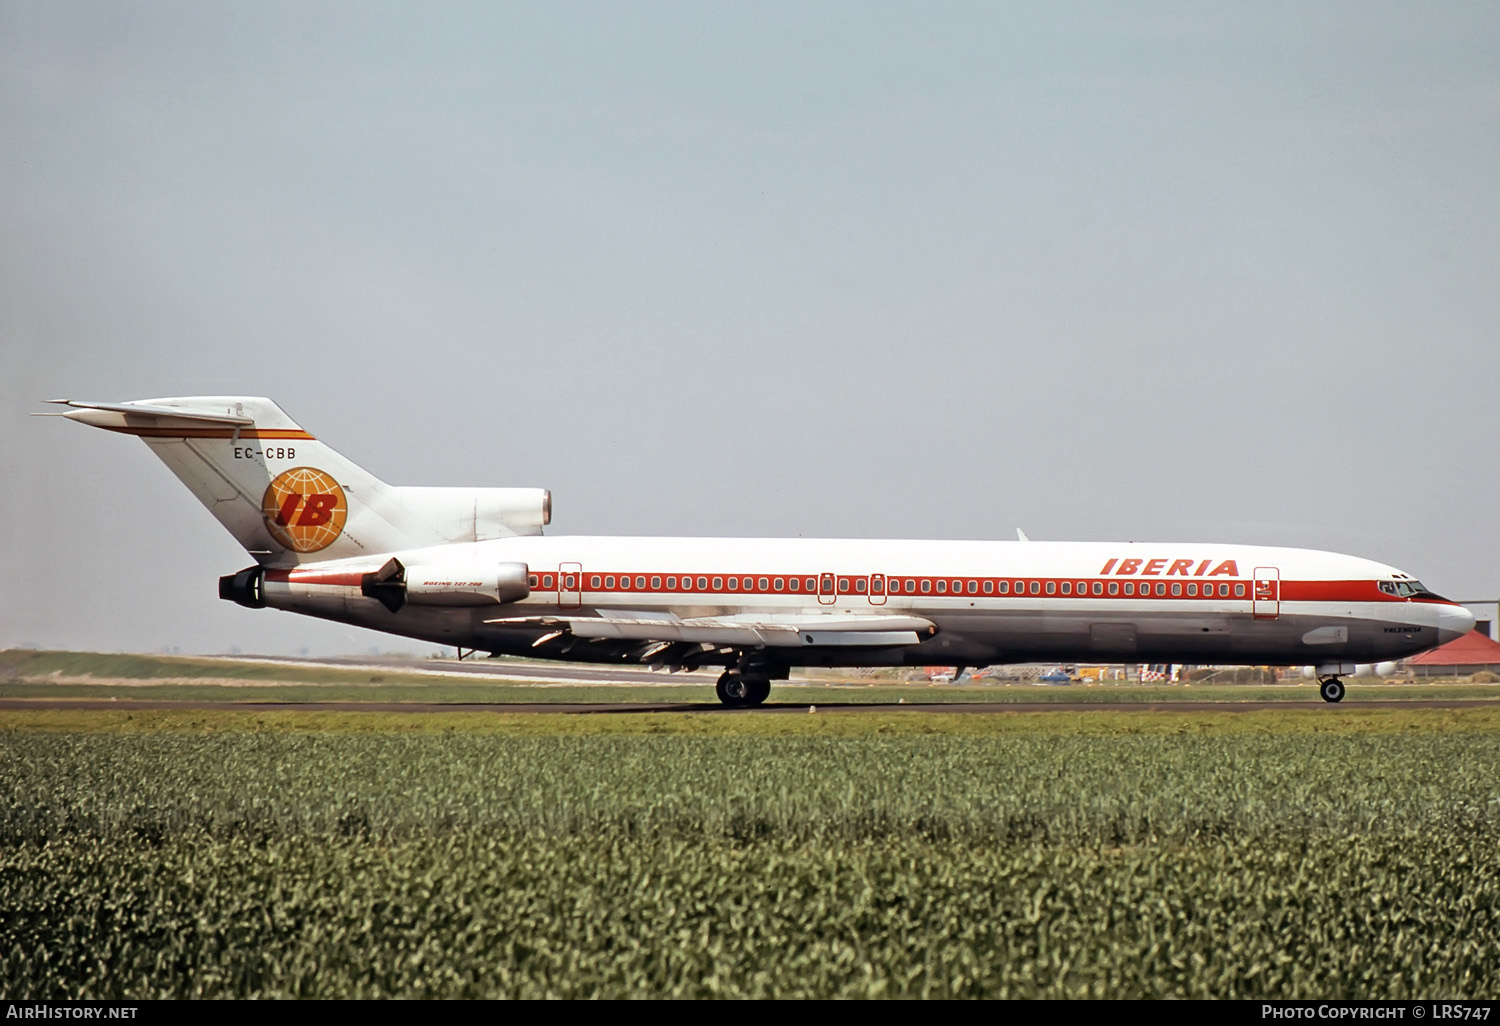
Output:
[265, 587, 1444, 668]
[926, 609, 1425, 665]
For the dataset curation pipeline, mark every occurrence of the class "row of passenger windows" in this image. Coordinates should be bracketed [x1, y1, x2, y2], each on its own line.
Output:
[522, 572, 1247, 599]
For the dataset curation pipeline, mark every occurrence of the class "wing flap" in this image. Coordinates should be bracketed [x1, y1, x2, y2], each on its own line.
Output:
[485, 612, 934, 648]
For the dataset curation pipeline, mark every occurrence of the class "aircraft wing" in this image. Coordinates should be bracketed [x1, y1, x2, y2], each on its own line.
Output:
[485, 611, 936, 648]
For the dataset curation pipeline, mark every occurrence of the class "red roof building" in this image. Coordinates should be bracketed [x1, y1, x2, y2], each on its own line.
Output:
[1408, 630, 1500, 677]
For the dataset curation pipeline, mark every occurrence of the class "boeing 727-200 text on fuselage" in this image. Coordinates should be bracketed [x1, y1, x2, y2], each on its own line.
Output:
[48, 396, 1474, 705]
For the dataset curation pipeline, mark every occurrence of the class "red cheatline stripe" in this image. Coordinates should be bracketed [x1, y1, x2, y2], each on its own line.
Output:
[98, 426, 316, 439]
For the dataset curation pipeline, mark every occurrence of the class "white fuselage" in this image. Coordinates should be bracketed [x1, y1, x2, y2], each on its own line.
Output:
[260, 536, 1474, 670]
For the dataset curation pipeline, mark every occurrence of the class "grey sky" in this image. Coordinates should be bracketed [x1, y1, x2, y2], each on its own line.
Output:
[3, 2, 1498, 655]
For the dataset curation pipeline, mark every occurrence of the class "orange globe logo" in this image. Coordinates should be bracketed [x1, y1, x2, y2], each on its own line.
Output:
[261, 467, 348, 553]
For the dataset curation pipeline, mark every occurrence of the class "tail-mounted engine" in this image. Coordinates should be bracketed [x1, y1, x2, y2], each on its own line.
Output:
[360, 557, 530, 613]
[218, 566, 267, 608]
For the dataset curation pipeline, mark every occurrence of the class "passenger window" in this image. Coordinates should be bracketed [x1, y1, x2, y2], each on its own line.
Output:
[543, 575, 554, 588]
[1108, 582, 1118, 596]
[855, 579, 866, 593]
[982, 580, 993, 594]
[1155, 583, 1165, 596]
[774, 577, 784, 591]
[1186, 583, 1196, 596]
[565, 576, 576, 589]
[651, 576, 661, 590]
[921, 580, 931, 594]
[1235, 583, 1245, 598]
[1171, 583, 1181, 596]
[905, 580, 916, 592]
[838, 578, 850, 593]
[590, 575, 601, 589]
[728, 577, 739, 591]
[821, 576, 834, 593]
[998, 581, 1009, 594]
[967, 580, 978, 594]
[1029, 581, 1040, 595]
[807, 578, 817, 591]
[1219, 584, 1229, 597]
[1045, 581, 1056, 595]
[528, 575, 538, 588]
[635, 576, 646, 589]
[888, 579, 899, 594]
[1061, 582, 1072, 595]
[713, 577, 723, 590]
[1092, 582, 1103, 596]
[1124, 582, 1134, 596]
[667, 576, 677, 589]
[789, 578, 800, 592]
[760, 577, 770, 591]
[937, 580, 947, 594]
[697, 577, 708, 590]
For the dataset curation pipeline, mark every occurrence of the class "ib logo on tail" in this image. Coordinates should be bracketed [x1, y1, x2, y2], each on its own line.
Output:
[261, 467, 347, 552]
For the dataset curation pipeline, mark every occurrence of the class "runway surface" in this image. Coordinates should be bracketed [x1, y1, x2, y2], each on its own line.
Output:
[3, 697, 1496, 714]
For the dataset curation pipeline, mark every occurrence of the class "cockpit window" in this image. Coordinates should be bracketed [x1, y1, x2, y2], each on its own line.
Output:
[1379, 580, 1444, 599]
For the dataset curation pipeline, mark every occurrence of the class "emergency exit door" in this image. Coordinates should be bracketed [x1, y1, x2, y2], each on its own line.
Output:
[558, 562, 582, 609]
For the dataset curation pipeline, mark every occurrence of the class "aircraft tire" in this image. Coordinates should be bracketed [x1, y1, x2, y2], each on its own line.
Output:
[1319, 678, 1345, 703]
[716, 672, 749, 708]
[716, 672, 771, 708]
[745, 676, 771, 707]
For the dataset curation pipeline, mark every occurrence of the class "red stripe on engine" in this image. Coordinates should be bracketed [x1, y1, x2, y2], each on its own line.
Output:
[265, 569, 366, 586]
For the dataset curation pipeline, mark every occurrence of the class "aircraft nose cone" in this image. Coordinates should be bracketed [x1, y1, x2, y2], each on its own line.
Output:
[1438, 605, 1477, 643]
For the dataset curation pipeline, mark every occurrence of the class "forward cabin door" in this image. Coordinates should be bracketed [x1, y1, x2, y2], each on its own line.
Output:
[868, 573, 887, 605]
[559, 562, 583, 609]
[1252, 566, 1280, 620]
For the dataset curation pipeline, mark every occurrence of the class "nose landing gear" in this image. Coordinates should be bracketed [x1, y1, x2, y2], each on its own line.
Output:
[1318, 676, 1345, 703]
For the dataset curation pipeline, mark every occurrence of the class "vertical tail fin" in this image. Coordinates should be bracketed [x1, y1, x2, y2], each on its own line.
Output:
[50, 397, 549, 565]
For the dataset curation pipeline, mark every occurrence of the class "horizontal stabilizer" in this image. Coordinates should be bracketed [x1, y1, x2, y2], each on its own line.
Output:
[46, 400, 255, 426]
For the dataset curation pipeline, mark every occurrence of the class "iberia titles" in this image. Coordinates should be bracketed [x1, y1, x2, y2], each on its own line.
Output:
[1098, 558, 1240, 577]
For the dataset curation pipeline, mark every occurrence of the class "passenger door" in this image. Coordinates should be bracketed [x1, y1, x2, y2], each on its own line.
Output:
[1252, 567, 1280, 620]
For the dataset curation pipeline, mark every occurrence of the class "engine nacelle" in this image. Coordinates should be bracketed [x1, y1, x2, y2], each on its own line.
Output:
[219, 566, 267, 608]
[405, 562, 531, 605]
[361, 558, 529, 612]
[391, 487, 552, 541]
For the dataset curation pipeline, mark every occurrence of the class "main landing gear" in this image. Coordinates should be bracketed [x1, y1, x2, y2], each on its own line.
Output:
[716, 671, 771, 708]
[1318, 676, 1346, 704]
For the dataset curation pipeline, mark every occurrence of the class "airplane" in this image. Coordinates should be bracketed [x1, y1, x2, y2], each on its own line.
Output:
[45, 396, 1476, 706]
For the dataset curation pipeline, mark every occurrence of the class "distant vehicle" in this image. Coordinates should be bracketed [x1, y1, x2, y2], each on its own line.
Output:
[1037, 669, 1074, 684]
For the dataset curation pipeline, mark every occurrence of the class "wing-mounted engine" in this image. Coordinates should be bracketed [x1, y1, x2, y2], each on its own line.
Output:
[360, 558, 530, 613]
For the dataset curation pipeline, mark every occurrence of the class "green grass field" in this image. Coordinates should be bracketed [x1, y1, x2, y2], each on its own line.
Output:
[4, 648, 1497, 705]
[3, 650, 1498, 999]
